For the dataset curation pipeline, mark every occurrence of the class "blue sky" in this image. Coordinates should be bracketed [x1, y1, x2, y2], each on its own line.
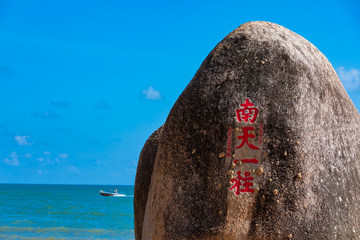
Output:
[0, 0, 359, 185]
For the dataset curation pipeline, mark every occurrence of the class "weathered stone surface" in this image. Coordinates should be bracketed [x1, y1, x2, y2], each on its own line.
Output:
[139, 21, 360, 239]
[134, 126, 163, 240]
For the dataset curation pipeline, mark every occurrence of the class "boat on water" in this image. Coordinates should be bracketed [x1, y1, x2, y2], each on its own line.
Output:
[99, 189, 124, 197]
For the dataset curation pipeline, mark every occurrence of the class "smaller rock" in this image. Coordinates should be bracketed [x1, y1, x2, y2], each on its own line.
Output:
[256, 166, 263, 175]
[219, 152, 225, 158]
[273, 189, 278, 195]
[297, 173, 302, 179]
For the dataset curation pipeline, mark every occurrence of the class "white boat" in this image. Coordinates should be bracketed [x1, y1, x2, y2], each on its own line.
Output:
[99, 189, 123, 197]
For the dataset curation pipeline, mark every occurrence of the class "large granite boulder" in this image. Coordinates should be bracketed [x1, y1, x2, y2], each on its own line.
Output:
[134, 126, 163, 240]
[138, 21, 360, 239]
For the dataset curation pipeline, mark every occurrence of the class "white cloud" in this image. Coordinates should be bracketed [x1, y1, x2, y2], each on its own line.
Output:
[15, 135, 34, 146]
[55, 158, 61, 163]
[9, 151, 19, 158]
[96, 160, 101, 165]
[67, 165, 79, 174]
[44, 151, 51, 155]
[46, 158, 54, 164]
[4, 152, 20, 166]
[58, 153, 69, 158]
[142, 86, 162, 100]
[25, 153, 32, 158]
[4, 157, 19, 166]
[37, 169, 43, 176]
[337, 67, 360, 91]
[37, 157, 44, 162]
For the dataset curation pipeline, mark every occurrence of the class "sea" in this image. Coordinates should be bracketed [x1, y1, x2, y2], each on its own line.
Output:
[0, 184, 135, 240]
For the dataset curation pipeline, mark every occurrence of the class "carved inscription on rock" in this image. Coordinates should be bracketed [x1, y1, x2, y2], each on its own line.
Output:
[228, 98, 262, 195]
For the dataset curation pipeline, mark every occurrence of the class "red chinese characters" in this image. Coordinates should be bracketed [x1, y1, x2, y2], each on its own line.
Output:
[236, 99, 258, 123]
[235, 127, 259, 150]
[234, 159, 258, 164]
[228, 99, 262, 196]
[229, 171, 254, 195]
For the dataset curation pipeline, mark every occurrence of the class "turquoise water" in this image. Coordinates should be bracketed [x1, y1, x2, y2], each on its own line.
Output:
[0, 184, 134, 240]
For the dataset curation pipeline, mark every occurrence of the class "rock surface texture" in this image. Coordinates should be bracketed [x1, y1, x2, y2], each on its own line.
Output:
[136, 21, 360, 239]
[134, 126, 163, 240]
